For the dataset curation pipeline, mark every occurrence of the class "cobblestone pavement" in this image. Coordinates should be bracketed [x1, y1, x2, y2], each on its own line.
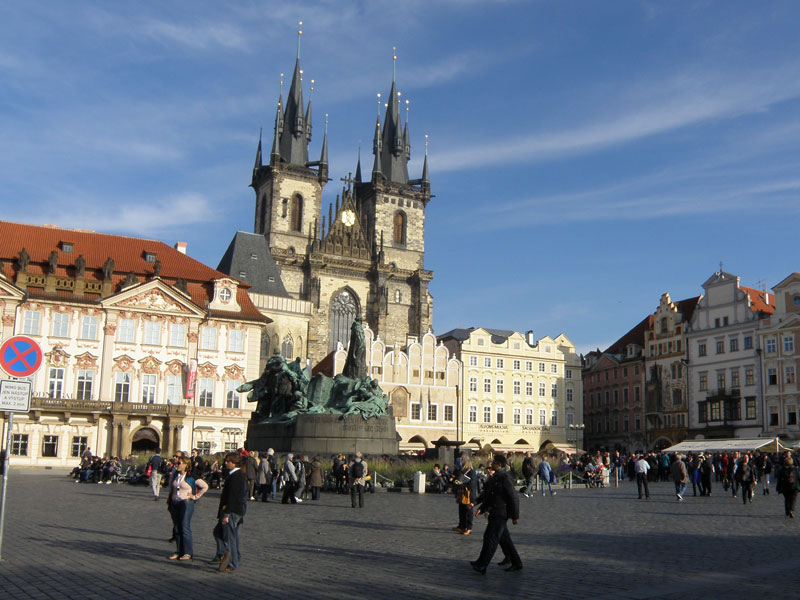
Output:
[0, 472, 798, 600]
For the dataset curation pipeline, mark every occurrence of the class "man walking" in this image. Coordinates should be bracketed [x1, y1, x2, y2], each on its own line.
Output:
[349, 452, 368, 508]
[147, 448, 164, 501]
[635, 453, 650, 500]
[213, 453, 247, 573]
[470, 455, 522, 574]
[521, 452, 535, 497]
[670, 453, 688, 501]
[281, 453, 299, 504]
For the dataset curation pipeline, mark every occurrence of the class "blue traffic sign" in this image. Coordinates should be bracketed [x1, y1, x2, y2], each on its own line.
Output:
[0, 336, 43, 378]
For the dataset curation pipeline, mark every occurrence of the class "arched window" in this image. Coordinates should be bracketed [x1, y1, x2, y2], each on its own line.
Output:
[290, 194, 303, 232]
[394, 289, 401, 303]
[329, 289, 359, 352]
[261, 333, 270, 358]
[281, 334, 294, 360]
[393, 211, 406, 245]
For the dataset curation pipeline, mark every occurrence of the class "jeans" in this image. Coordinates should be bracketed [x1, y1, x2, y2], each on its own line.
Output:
[523, 475, 534, 496]
[351, 483, 364, 507]
[150, 472, 162, 498]
[674, 481, 687, 498]
[783, 490, 797, 515]
[213, 514, 243, 569]
[474, 515, 521, 569]
[170, 500, 195, 556]
[636, 473, 650, 498]
[539, 475, 553, 495]
[740, 481, 753, 504]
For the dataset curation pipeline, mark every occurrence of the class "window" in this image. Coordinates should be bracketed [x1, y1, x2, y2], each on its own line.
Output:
[198, 378, 214, 408]
[788, 410, 797, 425]
[513, 360, 521, 370]
[166, 375, 183, 404]
[290, 194, 303, 232]
[115, 372, 131, 402]
[551, 363, 558, 374]
[525, 408, 533, 425]
[11, 434, 28, 456]
[468, 405, 477, 423]
[226, 380, 241, 408]
[786, 366, 796, 384]
[427, 403, 438, 421]
[81, 316, 98, 340]
[538, 362, 545, 372]
[444, 405, 454, 422]
[483, 406, 491, 423]
[698, 343, 706, 357]
[118, 318, 135, 343]
[744, 336, 753, 349]
[484, 357, 491, 368]
[512, 380, 521, 395]
[496, 358, 504, 369]
[200, 327, 217, 351]
[566, 412, 574, 426]
[525, 381, 533, 396]
[770, 412, 779, 427]
[566, 388, 574, 403]
[76, 369, 94, 400]
[142, 374, 157, 403]
[469, 356, 478, 367]
[731, 370, 740, 389]
[411, 402, 421, 420]
[496, 406, 504, 424]
[42, 435, 59, 457]
[622, 387, 628, 405]
[699, 373, 707, 391]
[623, 416, 629, 431]
[195, 441, 212, 454]
[729, 338, 738, 352]
[477, 339, 484, 346]
[635, 415, 641, 430]
[22, 310, 41, 335]
[496, 379, 504, 394]
[525, 361, 533, 371]
[550, 410, 558, 426]
[513, 407, 521, 425]
[228, 329, 244, 353]
[613, 389, 618, 405]
[52, 312, 70, 338]
[551, 382, 558, 398]
[717, 372, 726, 391]
[766, 338, 777, 353]
[634, 385, 640, 403]
[393, 211, 407, 244]
[282, 336, 294, 360]
[71, 436, 88, 458]
[469, 377, 478, 393]
[746, 398, 756, 419]
[715, 341, 725, 354]
[745, 368, 754, 386]
[539, 382, 546, 397]
[143, 321, 161, 346]
[539, 409, 546, 426]
[767, 368, 778, 386]
[483, 378, 491, 393]
[714, 318, 720, 328]
[170, 324, 186, 347]
[784, 336, 795, 353]
[709, 401, 721, 421]
[48, 367, 64, 398]
[566, 369, 573, 379]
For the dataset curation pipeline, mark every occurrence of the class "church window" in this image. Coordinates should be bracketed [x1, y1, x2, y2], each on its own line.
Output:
[290, 194, 303, 232]
[393, 211, 407, 245]
[395, 289, 401, 303]
[281, 198, 288, 218]
[329, 290, 359, 352]
[281, 335, 294, 360]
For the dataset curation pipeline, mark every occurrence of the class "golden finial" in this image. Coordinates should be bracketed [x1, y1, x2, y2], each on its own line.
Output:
[425, 133, 429, 156]
[376, 93, 382, 117]
[392, 46, 397, 81]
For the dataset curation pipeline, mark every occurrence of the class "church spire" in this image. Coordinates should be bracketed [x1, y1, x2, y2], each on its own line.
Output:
[354, 146, 362, 183]
[278, 22, 309, 166]
[318, 113, 329, 182]
[372, 94, 383, 181]
[376, 48, 409, 184]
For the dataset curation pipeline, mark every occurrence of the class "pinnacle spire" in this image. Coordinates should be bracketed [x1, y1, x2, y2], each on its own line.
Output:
[377, 48, 409, 184]
[254, 126, 263, 170]
[354, 146, 362, 183]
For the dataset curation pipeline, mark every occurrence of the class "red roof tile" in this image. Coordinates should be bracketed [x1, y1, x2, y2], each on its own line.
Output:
[740, 285, 775, 315]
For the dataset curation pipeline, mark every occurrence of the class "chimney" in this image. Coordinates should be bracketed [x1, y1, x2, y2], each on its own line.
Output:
[174, 241, 187, 255]
[526, 330, 535, 346]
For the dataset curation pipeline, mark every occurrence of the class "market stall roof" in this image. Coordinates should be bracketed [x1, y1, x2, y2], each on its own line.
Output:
[664, 438, 789, 453]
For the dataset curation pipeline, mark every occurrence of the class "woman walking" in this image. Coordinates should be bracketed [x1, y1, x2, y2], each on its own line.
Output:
[168, 456, 207, 561]
[455, 459, 479, 535]
[776, 457, 800, 518]
[309, 456, 324, 500]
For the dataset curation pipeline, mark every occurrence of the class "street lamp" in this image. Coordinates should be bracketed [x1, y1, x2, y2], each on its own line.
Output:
[568, 423, 585, 456]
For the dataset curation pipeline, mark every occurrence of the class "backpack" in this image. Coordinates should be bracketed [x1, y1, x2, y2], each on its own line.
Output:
[351, 460, 365, 479]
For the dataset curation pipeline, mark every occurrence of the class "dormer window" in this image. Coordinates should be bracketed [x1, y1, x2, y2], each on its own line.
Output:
[61, 242, 74, 253]
[144, 251, 157, 263]
[219, 288, 232, 303]
[250, 253, 258, 260]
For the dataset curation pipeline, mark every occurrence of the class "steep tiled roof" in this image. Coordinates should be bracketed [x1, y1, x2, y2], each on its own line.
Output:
[0, 220, 265, 321]
[217, 231, 288, 297]
[740, 285, 775, 315]
[605, 314, 652, 355]
[675, 296, 701, 323]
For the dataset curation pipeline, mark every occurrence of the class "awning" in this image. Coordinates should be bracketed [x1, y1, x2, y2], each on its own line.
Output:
[664, 438, 789, 453]
[548, 444, 584, 454]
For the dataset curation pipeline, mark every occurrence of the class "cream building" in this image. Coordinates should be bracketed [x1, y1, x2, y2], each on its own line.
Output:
[438, 328, 583, 453]
[758, 272, 800, 442]
[324, 326, 462, 451]
[0, 221, 266, 466]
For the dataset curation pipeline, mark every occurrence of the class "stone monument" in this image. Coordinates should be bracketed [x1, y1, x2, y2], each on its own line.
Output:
[242, 317, 399, 455]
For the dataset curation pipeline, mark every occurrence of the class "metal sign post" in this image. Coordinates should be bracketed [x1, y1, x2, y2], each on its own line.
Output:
[0, 335, 40, 562]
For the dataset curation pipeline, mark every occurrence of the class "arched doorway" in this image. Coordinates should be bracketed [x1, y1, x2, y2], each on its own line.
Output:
[131, 427, 160, 454]
[329, 289, 359, 352]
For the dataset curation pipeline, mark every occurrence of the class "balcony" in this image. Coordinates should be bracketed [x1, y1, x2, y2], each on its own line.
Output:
[30, 395, 187, 417]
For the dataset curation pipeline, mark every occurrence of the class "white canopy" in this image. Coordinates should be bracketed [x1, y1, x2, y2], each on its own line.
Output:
[663, 438, 788, 453]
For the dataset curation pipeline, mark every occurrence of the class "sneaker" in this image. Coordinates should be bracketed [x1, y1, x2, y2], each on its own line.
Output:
[551, 491, 556, 496]
[105, 481, 111, 485]
[295, 498, 303, 503]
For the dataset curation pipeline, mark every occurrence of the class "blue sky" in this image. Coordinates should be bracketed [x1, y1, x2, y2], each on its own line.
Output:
[2, 1, 800, 354]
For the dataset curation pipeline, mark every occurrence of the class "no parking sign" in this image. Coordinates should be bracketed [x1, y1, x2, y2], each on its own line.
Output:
[0, 336, 43, 378]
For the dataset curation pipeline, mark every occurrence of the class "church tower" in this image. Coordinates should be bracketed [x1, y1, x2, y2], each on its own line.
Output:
[251, 26, 328, 298]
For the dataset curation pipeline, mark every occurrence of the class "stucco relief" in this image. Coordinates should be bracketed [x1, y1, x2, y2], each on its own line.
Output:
[2, 314, 15, 326]
[103, 324, 116, 336]
[187, 332, 198, 343]
[113, 355, 134, 372]
[46, 344, 70, 367]
[138, 355, 162, 374]
[117, 289, 187, 313]
[198, 361, 218, 379]
[223, 364, 245, 380]
[166, 360, 184, 376]
[74, 352, 98, 370]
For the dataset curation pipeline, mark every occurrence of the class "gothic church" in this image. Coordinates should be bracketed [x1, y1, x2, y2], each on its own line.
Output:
[220, 43, 434, 366]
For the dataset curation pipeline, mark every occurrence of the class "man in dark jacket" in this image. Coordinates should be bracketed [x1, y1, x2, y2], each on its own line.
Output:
[213, 453, 247, 572]
[243, 449, 258, 501]
[470, 455, 522, 574]
[521, 452, 535, 497]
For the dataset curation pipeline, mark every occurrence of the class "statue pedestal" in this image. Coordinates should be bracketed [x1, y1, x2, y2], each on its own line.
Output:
[246, 412, 399, 456]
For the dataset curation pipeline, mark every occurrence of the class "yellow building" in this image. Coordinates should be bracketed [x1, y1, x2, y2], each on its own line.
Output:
[439, 328, 583, 453]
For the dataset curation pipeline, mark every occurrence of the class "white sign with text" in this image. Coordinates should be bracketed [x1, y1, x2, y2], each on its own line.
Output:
[0, 380, 32, 412]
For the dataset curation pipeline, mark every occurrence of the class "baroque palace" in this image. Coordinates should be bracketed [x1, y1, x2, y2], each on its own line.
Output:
[0, 222, 265, 465]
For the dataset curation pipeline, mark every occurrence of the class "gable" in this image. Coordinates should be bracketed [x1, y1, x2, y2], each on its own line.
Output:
[102, 280, 204, 316]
